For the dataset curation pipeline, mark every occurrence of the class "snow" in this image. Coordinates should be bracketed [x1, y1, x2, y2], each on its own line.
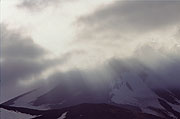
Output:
[0, 108, 36, 119]
[111, 71, 161, 108]
[108, 64, 180, 118]
[58, 112, 68, 119]
[12, 88, 52, 110]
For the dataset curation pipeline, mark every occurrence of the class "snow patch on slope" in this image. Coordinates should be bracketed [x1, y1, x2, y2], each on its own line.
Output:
[0, 108, 36, 119]
[11, 88, 52, 110]
[58, 112, 68, 119]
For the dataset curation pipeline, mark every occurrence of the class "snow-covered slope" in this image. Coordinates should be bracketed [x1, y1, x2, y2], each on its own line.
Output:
[108, 60, 180, 118]
[0, 108, 36, 119]
[110, 70, 180, 118]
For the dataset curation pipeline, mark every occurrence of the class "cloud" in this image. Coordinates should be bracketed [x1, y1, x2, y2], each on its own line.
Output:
[1, 25, 47, 60]
[32, 44, 180, 106]
[73, 0, 180, 62]
[175, 27, 180, 42]
[1, 22, 180, 102]
[2, 0, 180, 103]
[42, 40, 180, 90]
[17, 0, 74, 11]
[77, 1, 180, 38]
[0, 24, 73, 101]
[0, 24, 67, 85]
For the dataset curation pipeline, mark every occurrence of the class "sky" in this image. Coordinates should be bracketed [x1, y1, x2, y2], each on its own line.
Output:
[1, 0, 180, 102]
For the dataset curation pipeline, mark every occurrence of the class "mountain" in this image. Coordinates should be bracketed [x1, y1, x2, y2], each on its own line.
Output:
[0, 103, 164, 119]
[1, 60, 180, 119]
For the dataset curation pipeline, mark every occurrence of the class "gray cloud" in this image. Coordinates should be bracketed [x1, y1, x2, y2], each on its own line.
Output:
[175, 27, 180, 42]
[17, 0, 74, 11]
[32, 45, 180, 107]
[1, 23, 180, 102]
[78, 1, 180, 38]
[0, 24, 72, 101]
[1, 59, 54, 85]
[42, 40, 180, 90]
[0, 24, 67, 85]
[1, 25, 47, 60]
[2, 0, 180, 103]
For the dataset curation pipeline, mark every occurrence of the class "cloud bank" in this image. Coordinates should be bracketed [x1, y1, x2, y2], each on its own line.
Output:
[78, 1, 180, 35]
[73, 0, 180, 62]
[0, 24, 68, 101]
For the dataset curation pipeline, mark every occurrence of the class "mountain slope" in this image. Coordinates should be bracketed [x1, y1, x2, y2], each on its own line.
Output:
[0, 103, 164, 119]
[2, 60, 180, 118]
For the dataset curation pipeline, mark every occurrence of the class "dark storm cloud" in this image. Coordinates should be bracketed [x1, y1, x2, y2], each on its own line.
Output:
[1, 59, 46, 84]
[1, 25, 47, 59]
[0, 24, 67, 85]
[78, 1, 180, 37]
[17, 0, 74, 11]
[0, 24, 72, 102]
